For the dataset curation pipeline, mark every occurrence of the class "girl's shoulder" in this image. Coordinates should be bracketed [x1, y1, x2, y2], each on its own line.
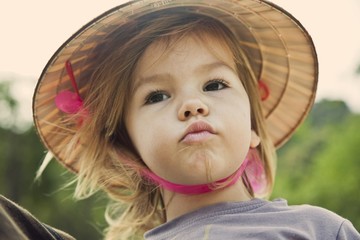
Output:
[145, 198, 360, 240]
[268, 198, 360, 240]
[259, 197, 344, 220]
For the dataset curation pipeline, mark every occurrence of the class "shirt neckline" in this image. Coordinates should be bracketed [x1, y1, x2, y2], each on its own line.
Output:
[145, 198, 271, 238]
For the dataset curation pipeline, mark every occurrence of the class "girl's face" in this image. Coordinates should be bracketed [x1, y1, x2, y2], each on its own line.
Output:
[125, 34, 259, 185]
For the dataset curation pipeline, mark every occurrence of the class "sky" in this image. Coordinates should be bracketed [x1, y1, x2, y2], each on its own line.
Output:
[1, 1, 360, 126]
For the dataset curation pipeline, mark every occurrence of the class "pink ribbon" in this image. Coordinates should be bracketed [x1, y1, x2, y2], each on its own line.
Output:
[55, 61, 85, 115]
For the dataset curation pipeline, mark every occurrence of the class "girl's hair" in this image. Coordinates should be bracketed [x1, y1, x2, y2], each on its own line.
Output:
[62, 8, 276, 240]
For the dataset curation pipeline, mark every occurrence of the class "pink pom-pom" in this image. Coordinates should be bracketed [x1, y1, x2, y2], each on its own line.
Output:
[55, 90, 83, 114]
[245, 149, 267, 196]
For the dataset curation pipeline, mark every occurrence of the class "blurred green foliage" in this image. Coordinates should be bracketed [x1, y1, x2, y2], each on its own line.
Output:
[1, 81, 359, 239]
[272, 99, 360, 230]
[0, 81, 106, 239]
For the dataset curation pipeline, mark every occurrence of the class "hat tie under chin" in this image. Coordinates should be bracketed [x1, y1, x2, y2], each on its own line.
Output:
[141, 149, 267, 195]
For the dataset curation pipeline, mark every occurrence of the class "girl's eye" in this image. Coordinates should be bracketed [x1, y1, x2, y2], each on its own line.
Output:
[204, 79, 229, 91]
[145, 90, 170, 104]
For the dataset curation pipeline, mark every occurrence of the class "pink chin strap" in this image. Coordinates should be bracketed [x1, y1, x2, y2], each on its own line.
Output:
[141, 157, 250, 195]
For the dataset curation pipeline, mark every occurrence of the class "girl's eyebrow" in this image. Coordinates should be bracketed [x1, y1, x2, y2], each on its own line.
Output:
[133, 61, 235, 92]
[133, 73, 172, 92]
[196, 61, 236, 74]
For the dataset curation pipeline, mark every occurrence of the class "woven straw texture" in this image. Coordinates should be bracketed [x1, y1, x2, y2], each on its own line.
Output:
[33, 0, 318, 172]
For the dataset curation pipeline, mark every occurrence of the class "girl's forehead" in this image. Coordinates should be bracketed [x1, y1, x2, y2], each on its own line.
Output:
[134, 33, 236, 79]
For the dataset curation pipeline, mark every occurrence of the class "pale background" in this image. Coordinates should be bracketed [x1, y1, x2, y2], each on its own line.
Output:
[1, 0, 360, 127]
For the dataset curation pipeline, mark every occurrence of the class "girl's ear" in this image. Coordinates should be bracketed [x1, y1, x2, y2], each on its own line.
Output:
[250, 130, 261, 148]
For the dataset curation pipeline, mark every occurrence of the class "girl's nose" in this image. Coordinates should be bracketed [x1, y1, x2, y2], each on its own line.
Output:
[178, 99, 209, 121]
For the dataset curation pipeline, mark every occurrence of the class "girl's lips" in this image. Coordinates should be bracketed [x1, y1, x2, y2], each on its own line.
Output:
[181, 121, 215, 143]
[182, 131, 213, 143]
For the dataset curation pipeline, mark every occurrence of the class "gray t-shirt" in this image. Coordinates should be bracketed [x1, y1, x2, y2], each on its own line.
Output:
[144, 198, 360, 239]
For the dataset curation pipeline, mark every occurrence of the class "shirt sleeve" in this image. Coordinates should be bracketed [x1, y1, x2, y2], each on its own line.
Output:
[337, 219, 360, 240]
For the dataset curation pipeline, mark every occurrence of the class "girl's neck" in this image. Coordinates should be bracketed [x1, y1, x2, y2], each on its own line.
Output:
[163, 180, 252, 221]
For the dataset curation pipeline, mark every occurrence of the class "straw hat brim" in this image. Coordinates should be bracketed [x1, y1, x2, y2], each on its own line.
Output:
[33, 0, 318, 173]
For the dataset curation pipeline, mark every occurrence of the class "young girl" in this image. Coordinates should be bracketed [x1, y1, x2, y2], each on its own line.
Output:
[23, 0, 360, 239]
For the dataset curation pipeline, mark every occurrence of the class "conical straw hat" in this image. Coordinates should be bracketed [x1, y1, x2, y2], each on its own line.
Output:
[33, 0, 318, 172]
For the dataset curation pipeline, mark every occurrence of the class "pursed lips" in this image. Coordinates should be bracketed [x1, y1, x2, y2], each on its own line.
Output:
[180, 120, 216, 144]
